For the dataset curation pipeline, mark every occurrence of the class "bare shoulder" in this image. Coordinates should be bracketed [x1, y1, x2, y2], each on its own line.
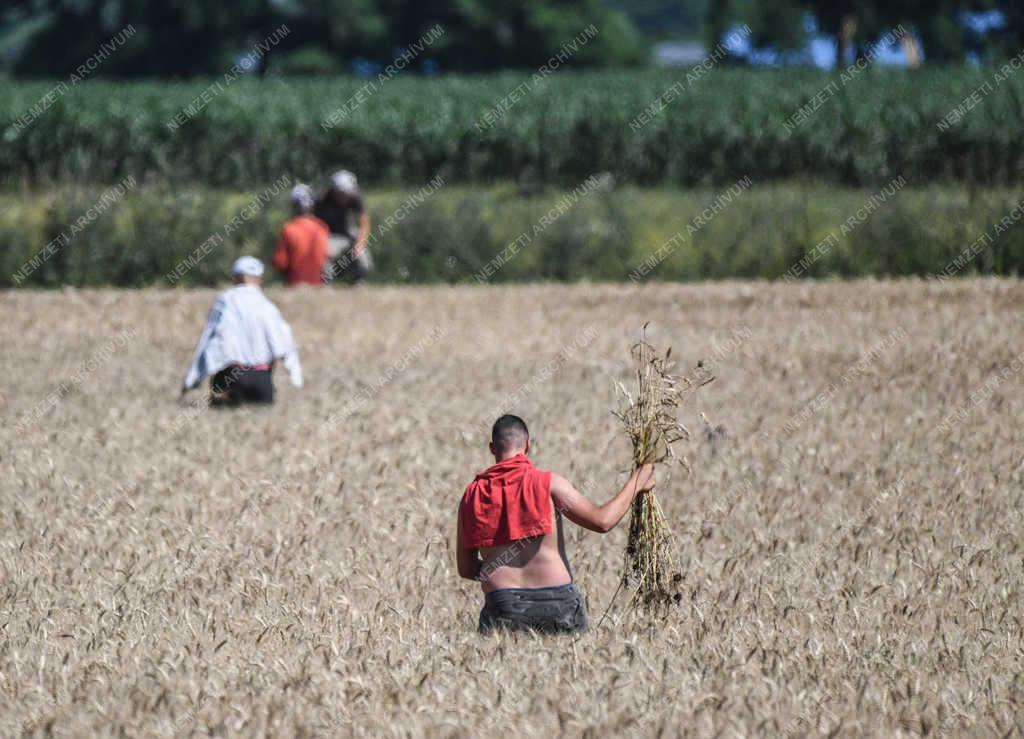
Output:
[549, 472, 575, 495]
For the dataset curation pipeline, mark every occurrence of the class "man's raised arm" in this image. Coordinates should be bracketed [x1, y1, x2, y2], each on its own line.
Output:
[550, 464, 655, 534]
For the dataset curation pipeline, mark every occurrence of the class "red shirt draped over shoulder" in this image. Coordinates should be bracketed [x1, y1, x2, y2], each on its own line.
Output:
[459, 454, 553, 548]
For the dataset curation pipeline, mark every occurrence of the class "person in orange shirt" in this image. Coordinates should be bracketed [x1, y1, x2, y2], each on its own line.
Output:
[272, 184, 329, 286]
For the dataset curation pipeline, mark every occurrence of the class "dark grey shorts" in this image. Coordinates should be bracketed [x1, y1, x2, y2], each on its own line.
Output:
[478, 583, 588, 634]
[210, 367, 273, 406]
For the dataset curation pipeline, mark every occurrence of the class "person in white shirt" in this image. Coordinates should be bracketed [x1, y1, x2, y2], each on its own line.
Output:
[181, 256, 303, 406]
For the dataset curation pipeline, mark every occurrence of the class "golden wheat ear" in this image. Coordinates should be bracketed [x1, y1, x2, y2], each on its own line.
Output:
[613, 326, 711, 615]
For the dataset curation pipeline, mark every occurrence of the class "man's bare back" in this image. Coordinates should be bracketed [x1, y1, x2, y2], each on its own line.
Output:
[478, 510, 572, 592]
[460, 470, 656, 588]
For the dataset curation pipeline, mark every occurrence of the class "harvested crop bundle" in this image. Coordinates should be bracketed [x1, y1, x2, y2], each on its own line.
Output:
[613, 327, 713, 611]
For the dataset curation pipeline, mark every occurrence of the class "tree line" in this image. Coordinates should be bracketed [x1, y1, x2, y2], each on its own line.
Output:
[1, 0, 1021, 78]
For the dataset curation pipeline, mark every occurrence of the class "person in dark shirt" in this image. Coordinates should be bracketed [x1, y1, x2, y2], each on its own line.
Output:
[314, 169, 373, 283]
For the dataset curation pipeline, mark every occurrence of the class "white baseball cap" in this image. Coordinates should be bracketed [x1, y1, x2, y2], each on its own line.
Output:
[330, 169, 359, 194]
[232, 255, 264, 277]
[290, 183, 315, 210]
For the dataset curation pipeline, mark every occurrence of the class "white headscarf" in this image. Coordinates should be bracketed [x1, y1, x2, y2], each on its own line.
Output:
[330, 170, 359, 194]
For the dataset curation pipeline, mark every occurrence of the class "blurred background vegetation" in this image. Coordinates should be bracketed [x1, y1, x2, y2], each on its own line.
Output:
[3, 0, 1023, 75]
[3, 183, 1021, 287]
[2, 71, 1021, 190]
[2, 0, 1022, 284]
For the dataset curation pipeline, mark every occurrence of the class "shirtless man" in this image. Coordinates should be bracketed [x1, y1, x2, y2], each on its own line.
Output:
[456, 414, 656, 634]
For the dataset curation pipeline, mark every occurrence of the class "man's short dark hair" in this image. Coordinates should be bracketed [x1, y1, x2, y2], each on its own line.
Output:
[491, 414, 529, 454]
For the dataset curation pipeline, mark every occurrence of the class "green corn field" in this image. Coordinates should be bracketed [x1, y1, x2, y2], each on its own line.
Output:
[2, 68, 1022, 189]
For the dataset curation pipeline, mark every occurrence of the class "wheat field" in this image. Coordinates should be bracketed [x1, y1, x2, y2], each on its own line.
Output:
[2, 280, 1022, 737]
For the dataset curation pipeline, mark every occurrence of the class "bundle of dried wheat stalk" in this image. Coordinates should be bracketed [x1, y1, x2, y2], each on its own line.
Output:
[613, 327, 713, 611]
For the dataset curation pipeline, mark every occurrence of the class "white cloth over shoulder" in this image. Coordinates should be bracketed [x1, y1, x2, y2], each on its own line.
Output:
[182, 284, 303, 391]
